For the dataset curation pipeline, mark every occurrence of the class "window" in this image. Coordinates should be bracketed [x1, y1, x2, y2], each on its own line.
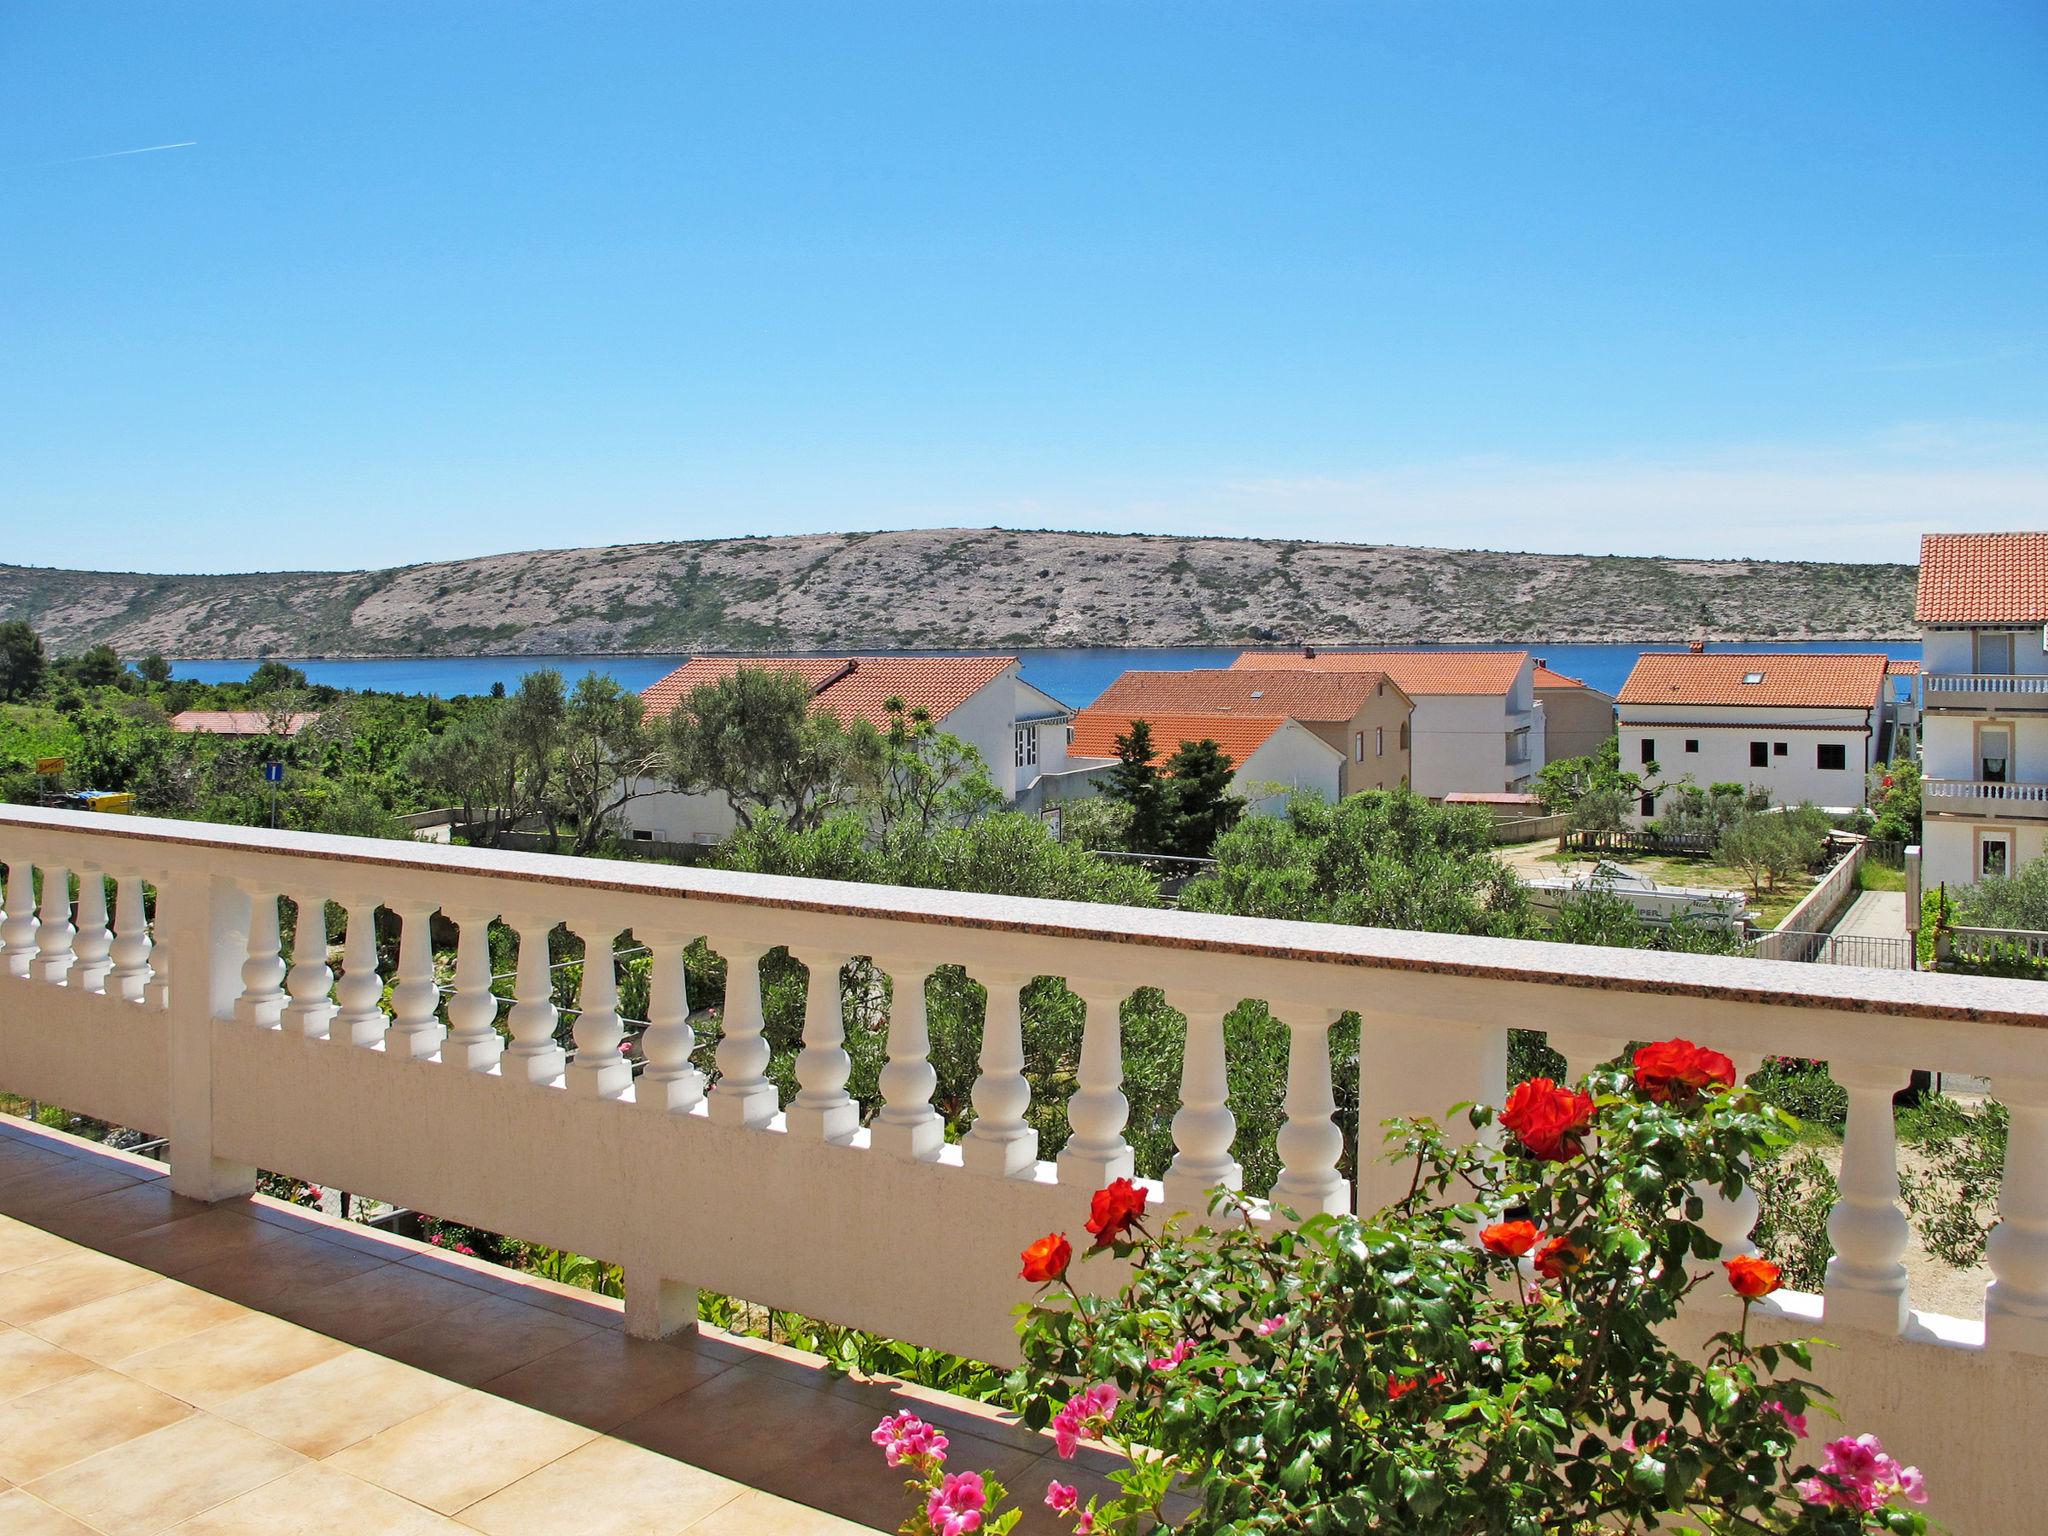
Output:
[1399, 720, 1410, 750]
[631, 829, 655, 842]
[1639, 792, 1656, 817]
[1354, 731, 1365, 763]
[1750, 741, 1769, 768]
[1014, 726, 1038, 769]
[1375, 726, 1384, 757]
[1742, 672, 1765, 685]
[1684, 739, 1699, 754]
[1977, 632, 2016, 675]
[1982, 833, 2012, 880]
[1817, 743, 1846, 771]
[1982, 726, 2011, 784]
[1640, 738, 1656, 765]
[1773, 742, 1788, 757]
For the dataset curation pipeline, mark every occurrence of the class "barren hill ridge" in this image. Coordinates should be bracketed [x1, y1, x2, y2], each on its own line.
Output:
[0, 528, 1916, 659]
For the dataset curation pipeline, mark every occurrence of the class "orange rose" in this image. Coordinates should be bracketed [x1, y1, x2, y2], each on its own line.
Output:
[1632, 1039, 1737, 1105]
[1020, 1232, 1071, 1284]
[1480, 1219, 1540, 1258]
[1500, 1078, 1597, 1162]
[1534, 1235, 1589, 1281]
[1084, 1178, 1149, 1250]
[1725, 1255, 1781, 1299]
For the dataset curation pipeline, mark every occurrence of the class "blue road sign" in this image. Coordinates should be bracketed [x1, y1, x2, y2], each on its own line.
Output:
[263, 762, 284, 784]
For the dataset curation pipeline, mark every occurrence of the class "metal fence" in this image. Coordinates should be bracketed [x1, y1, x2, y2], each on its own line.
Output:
[1744, 929, 1913, 970]
[1565, 830, 1715, 857]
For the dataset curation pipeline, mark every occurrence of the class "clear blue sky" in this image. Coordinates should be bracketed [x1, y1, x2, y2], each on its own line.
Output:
[4, 3, 2044, 572]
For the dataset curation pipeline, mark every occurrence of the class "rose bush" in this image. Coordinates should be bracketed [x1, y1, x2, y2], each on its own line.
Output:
[883, 1038, 1931, 1535]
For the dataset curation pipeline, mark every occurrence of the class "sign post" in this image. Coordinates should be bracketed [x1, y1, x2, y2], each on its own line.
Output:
[263, 761, 284, 828]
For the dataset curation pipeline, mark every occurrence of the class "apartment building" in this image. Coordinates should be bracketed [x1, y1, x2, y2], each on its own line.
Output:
[1532, 662, 1616, 763]
[1918, 531, 2048, 888]
[1066, 708, 1344, 816]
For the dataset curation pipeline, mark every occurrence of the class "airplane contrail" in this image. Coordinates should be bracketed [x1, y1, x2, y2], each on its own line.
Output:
[48, 140, 198, 165]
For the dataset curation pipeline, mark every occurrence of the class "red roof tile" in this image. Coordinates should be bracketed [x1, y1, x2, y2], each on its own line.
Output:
[1532, 664, 1587, 689]
[640, 655, 1016, 730]
[1886, 658, 1921, 676]
[1232, 649, 1528, 697]
[1091, 669, 1399, 722]
[1916, 532, 2048, 624]
[1615, 652, 1887, 710]
[1068, 710, 1294, 769]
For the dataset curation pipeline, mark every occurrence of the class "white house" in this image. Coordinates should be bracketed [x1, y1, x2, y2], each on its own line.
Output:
[625, 655, 1072, 845]
[1614, 649, 1889, 824]
[1918, 531, 2048, 889]
[1231, 649, 1544, 799]
[1066, 708, 1344, 818]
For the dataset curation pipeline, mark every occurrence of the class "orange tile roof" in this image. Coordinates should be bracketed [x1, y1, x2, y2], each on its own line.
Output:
[1532, 664, 1587, 689]
[641, 655, 1016, 729]
[169, 710, 318, 737]
[1068, 710, 1293, 769]
[1916, 532, 2048, 624]
[1615, 652, 1887, 710]
[1091, 668, 1397, 722]
[1232, 649, 1529, 696]
[1886, 658, 1921, 676]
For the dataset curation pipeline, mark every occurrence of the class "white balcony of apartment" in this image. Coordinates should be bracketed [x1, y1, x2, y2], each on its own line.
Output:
[1, 804, 2046, 1532]
[1924, 776, 2048, 817]
[1924, 629, 2048, 709]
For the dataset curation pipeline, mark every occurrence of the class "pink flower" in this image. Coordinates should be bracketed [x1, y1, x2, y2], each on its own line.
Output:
[1044, 1481, 1078, 1513]
[1148, 1338, 1193, 1371]
[1051, 1383, 1119, 1460]
[1763, 1399, 1809, 1439]
[1469, 1338, 1496, 1354]
[1074, 1515, 1095, 1536]
[925, 1470, 986, 1536]
[1255, 1314, 1287, 1337]
[1621, 1425, 1668, 1455]
[870, 1411, 949, 1470]
[1797, 1434, 1927, 1512]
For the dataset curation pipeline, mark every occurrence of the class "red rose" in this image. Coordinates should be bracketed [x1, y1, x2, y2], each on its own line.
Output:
[1725, 1255, 1781, 1299]
[1020, 1232, 1071, 1284]
[1632, 1039, 1738, 1105]
[1084, 1178, 1149, 1249]
[1386, 1371, 1447, 1401]
[1480, 1219, 1540, 1258]
[1534, 1235, 1589, 1281]
[1500, 1078, 1597, 1162]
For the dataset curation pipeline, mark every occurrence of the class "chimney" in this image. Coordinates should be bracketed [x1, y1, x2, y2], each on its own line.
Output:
[1688, 640, 1705, 654]
[1302, 644, 1317, 659]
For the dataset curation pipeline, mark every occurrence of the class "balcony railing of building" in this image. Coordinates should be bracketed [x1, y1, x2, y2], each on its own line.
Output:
[1924, 672, 2048, 697]
[2, 804, 2047, 1530]
[1925, 778, 2048, 810]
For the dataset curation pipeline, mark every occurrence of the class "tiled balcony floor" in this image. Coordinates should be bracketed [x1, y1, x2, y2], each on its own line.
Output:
[0, 1119, 1118, 1535]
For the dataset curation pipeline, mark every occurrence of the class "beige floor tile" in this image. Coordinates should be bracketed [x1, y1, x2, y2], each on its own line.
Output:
[27, 1278, 247, 1365]
[0, 1488, 102, 1535]
[0, 1327, 97, 1404]
[209, 1348, 465, 1458]
[168, 1461, 470, 1535]
[171, 1228, 394, 1309]
[104, 1206, 293, 1277]
[0, 1219, 80, 1275]
[457, 1434, 743, 1535]
[0, 1366, 193, 1483]
[26, 1412, 305, 1536]
[33, 1182, 212, 1247]
[0, 1248, 156, 1326]
[479, 1329, 732, 1432]
[397, 1250, 626, 1326]
[268, 1256, 486, 1346]
[372, 1291, 602, 1386]
[327, 1389, 597, 1514]
[0, 1158, 154, 1217]
[121, 1311, 349, 1408]
[680, 1490, 883, 1535]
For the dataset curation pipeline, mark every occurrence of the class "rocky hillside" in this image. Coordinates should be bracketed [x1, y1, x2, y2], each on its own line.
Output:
[0, 528, 1916, 658]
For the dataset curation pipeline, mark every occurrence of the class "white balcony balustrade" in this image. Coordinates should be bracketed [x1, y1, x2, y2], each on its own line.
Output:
[1925, 778, 2048, 814]
[1, 805, 2046, 1532]
[1924, 672, 2048, 698]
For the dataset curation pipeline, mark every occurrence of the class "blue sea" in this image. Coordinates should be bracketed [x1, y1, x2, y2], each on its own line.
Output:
[167, 640, 1921, 710]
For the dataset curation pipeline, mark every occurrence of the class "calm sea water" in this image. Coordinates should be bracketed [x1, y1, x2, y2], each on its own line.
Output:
[168, 640, 1921, 709]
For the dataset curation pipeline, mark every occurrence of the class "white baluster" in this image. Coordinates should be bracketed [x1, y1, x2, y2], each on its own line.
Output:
[707, 939, 779, 1127]
[787, 948, 858, 1141]
[232, 888, 287, 1025]
[962, 970, 1038, 1177]
[1695, 1050, 1763, 1260]
[504, 914, 566, 1084]
[638, 935, 702, 1113]
[1548, 1030, 1628, 1086]
[108, 876, 154, 1004]
[442, 908, 504, 1071]
[1, 861, 38, 979]
[331, 900, 387, 1047]
[567, 927, 630, 1098]
[385, 904, 444, 1060]
[1272, 1004, 1349, 1218]
[1823, 1060, 1912, 1334]
[873, 960, 942, 1160]
[1985, 1075, 2048, 1355]
[143, 936, 171, 1011]
[34, 864, 75, 984]
[1058, 984, 1133, 1190]
[280, 892, 335, 1038]
[71, 871, 113, 993]
[1163, 991, 1240, 1214]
